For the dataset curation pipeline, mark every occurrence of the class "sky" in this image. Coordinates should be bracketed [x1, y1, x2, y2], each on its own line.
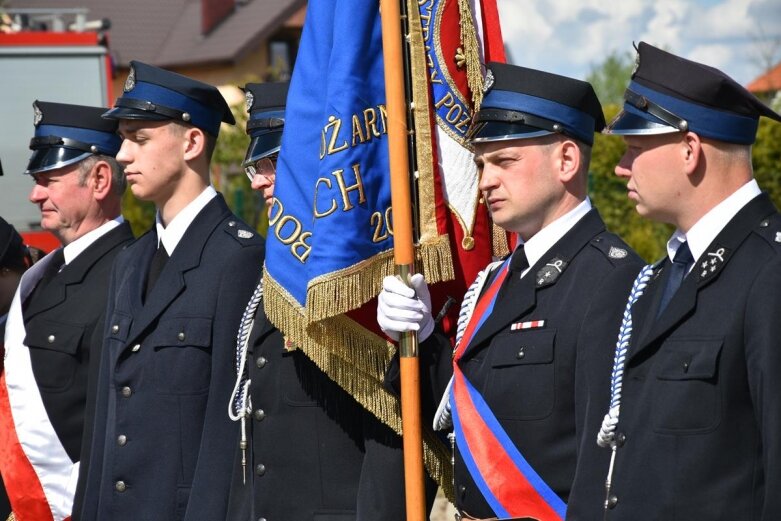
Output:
[496, 0, 781, 86]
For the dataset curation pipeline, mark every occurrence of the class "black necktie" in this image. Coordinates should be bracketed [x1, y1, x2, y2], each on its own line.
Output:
[498, 245, 529, 299]
[656, 241, 693, 317]
[144, 244, 169, 300]
[23, 248, 65, 313]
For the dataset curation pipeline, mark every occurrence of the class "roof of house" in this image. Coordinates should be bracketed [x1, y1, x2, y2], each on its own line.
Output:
[747, 61, 781, 94]
[8, 0, 306, 68]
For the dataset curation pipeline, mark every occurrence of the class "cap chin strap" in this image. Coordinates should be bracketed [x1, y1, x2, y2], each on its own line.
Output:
[114, 97, 192, 122]
[624, 89, 689, 132]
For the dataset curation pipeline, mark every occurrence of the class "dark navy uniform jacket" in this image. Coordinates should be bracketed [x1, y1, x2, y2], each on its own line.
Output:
[225, 290, 436, 520]
[78, 195, 264, 521]
[424, 209, 643, 519]
[569, 194, 781, 521]
[22, 223, 134, 463]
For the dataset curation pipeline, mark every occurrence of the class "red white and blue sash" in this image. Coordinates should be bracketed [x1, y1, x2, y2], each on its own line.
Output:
[450, 260, 566, 520]
[0, 255, 76, 521]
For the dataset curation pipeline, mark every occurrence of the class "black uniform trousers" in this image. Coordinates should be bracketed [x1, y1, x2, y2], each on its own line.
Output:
[77, 196, 264, 521]
[423, 209, 643, 518]
[568, 194, 781, 521]
[225, 287, 436, 520]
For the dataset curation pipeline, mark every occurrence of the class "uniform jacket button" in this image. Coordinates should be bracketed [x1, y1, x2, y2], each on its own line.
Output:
[47, 334, 56, 344]
[258, 518, 267, 521]
[253, 409, 266, 421]
[177, 332, 185, 341]
[606, 494, 618, 509]
[616, 432, 626, 447]
[115, 480, 127, 492]
[255, 463, 266, 476]
[112, 324, 120, 334]
[117, 434, 128, 447]
[121, 386, 132, 398]
[256, 356, 267, 369]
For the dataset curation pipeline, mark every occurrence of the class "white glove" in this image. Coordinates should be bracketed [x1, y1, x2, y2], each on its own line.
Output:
[377, 273, 434, 342]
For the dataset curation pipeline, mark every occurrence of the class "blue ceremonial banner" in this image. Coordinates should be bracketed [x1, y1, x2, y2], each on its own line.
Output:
[265, 0, 394, 320]
[261, 0, 505, 496]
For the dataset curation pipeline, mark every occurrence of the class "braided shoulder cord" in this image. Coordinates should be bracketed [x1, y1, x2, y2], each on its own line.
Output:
[228, 279, 264, 422]
[433, 260, 503, 431]
[597, 265, 654, 448]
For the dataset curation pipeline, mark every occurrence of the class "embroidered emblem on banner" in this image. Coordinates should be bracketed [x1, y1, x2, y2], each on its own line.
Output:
[698, 246, 729, 280]
[510, 320, 545, 331]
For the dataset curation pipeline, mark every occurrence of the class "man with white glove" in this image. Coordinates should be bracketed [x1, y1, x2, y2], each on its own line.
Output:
[378, 62, 643, 521]
[377, 273, 434, 342]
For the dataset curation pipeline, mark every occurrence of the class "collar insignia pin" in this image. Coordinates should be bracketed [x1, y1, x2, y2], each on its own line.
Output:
[608, 246, 627, 259]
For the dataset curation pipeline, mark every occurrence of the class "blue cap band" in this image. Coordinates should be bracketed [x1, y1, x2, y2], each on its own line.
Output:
[626, 81, 759, 145]
[35, 124, 122, 155]
[482, 89, 596, 144]
[122, 81, 223, 135]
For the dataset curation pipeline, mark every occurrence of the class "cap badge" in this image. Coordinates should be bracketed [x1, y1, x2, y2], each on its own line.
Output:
[483, 68, 495, 95]
[536, 257, 568, 288]
[33, 102, 43, 127]
[608, 246, 628, 259]
[631, 48, 640, 77]
[245, 90, 254, 113]
[124, 66, 136, 92]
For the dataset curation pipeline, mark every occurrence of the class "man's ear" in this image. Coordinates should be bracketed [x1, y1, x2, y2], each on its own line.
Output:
[182, 126, 207, 161]
[90, 160, 113, 201]
[556, 139, 581, 183]
[681, 131, 703, 176]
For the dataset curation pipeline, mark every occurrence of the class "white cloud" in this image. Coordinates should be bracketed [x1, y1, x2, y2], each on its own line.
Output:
[496, 0, 781, 84]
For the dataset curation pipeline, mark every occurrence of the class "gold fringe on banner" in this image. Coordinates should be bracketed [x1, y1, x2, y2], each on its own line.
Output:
[457, 0, 485, 110]
[305, 236, 454, 323]
[263, 271, 454, 500]
[492, 222, 511, 258]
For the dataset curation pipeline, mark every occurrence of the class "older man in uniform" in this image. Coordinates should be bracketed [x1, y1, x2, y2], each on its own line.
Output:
[571, 42, 781, 521]
[378, 63, 643, 520]
[77, 62, 264, 521]
[0, 102, 132, 521]
[225, 82, 432, 521]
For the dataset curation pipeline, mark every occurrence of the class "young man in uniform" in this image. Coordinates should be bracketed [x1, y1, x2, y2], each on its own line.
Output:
[378, 63, 643, 520]
[0, 102, 132, 520]
[78, 63, 264, 521]
[572, 42, 781, 521]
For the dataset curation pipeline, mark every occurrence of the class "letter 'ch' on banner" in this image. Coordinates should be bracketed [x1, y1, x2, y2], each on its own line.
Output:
[262, 0, 505, 497]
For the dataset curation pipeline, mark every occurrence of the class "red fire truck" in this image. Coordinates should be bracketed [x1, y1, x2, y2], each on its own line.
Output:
[0, 8, 113, 252]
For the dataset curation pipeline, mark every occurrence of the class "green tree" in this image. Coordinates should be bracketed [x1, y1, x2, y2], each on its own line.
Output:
[586, 51, 635, 107]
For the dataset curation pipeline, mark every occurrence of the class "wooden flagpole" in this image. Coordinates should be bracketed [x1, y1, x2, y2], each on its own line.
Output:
[379, 0, 426, 519]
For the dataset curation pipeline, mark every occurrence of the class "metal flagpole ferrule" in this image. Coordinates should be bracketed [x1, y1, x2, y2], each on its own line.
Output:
[397, 263, 420, 358]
